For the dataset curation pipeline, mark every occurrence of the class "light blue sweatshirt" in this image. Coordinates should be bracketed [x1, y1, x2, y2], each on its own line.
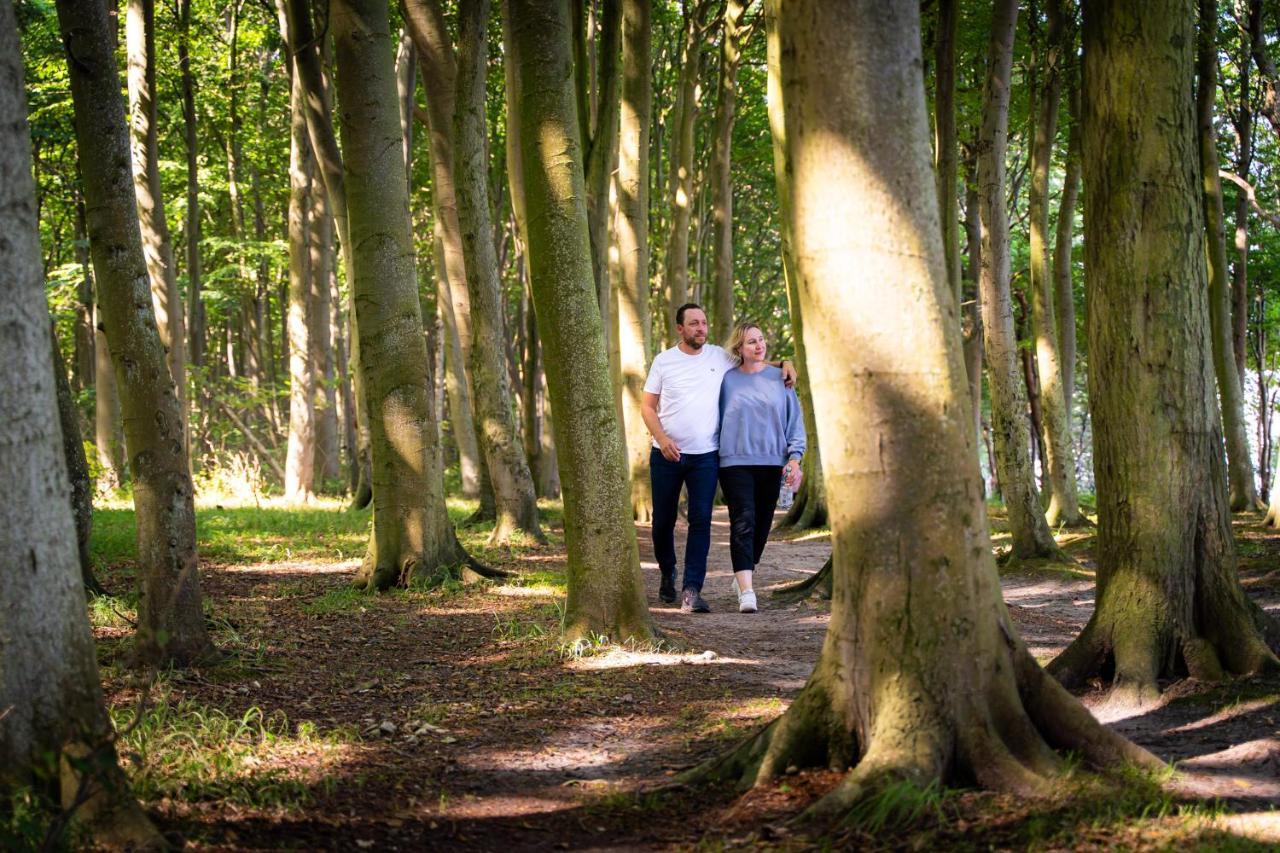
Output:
[717, 365, 807, 467]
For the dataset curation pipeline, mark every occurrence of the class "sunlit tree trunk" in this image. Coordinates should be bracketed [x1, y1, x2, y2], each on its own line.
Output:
[934, 0, 960, 307]
[977, 0, 1062, 560]
[689, 0, 1157, 812]
[585, 0, 621, 346]
[310, 167, 341, 486]
[506, 0, 651, 642]
[455, 0, 544, 544]
[1199, 0, 1261, 512]
[58, 0, 216, 666]
[962, 160, 985, 459]
[614, 0, 655, 521]
[1028, 0, 1085, 527]
[332, 0, 484, 590]
[126, 0, 187, 425]
[1050, 0, 1278, 707]
[710, 0, 745, 344]
[1, 20, 160, 838]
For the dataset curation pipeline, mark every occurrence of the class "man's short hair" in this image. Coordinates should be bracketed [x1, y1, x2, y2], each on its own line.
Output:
[675, 302, 704, 326]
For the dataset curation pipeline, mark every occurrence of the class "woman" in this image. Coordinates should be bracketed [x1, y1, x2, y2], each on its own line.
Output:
[718, 322, 806, 613]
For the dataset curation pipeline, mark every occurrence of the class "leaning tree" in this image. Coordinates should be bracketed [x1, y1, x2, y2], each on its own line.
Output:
[686, 0, 1157, 817]
[1048, 0, 1278, 707]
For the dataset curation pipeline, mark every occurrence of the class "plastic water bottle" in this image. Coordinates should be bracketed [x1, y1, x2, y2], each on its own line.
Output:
[778, 479, 794, 510]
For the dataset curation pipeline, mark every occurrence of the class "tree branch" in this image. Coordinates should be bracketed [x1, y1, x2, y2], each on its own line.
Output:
[1220, 169, 1280, 229]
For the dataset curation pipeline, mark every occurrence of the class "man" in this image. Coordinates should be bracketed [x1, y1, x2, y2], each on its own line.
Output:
[640, 304, 796, 613]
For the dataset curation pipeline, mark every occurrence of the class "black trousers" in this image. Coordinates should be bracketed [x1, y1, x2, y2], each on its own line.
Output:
[719, 465, 783, 574]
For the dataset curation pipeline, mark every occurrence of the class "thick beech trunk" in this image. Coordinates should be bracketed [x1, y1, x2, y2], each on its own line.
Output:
[57, 0, 216, 666]
[1199, 0, 1261, 513]
[977, 0, 1062, 560]
[710, 0, 745, 344]
[616, 0, 655, 521]
[455, 0, 544, 544]
[506, 0, 651, 642]
[690, 0, 1157, 814]
[126, 0, 187, 423]
[404, 0, 485, 500]
[1, 19, 159, 839]
[332, 0, 486, 591]
[1049, 0, 1278, 707]
[1028, 0, 1085, 527]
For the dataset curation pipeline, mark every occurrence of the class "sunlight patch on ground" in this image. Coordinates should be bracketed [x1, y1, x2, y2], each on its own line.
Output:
[1206, 810, 1280, 842]
[567, 648, 762, 671]
[1161, 696, 1279, 736]
[220, 558, 360, 575]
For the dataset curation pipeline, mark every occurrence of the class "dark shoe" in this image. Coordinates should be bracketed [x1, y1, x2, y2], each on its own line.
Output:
[681, 588, 711, 614]
[659, 570, 677, 604]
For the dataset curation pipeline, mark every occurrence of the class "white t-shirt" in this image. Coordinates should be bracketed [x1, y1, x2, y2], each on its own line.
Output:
[643, 344, 737, 454]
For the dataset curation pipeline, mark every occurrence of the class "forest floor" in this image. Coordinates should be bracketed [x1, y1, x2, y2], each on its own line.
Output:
[78, 494, 1280, 851]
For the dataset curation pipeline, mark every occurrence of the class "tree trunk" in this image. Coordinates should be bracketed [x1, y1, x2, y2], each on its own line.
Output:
[310, 165, 341, 487]
[73, 193, 95, 393]
[1234, 4, 1256, 387]
[332, 0, 485, 591]
[58, 0, 216, 666]
[977, 0, 1062, 560]
[51, 321, 102, 594]
[710, 0, 745, 344]
[1, 18, 160, 838]
[93, 303, 125, 490]
[1050, 0, 1279, 708]
[1199, 0, 1261, 513]
[455, 0, 544, 544]
[962, 160, 985, 462]
[1054, 79, 1081, 413]
[506, 0, 651, 642]
[1027, 0, 1085, 527]
[615, 0, 655, 522]
[689, 0, 1158, 813]
[404, 0, 485, 500]
[283, 38, 316, 504]
[126, 0, 187, 426]
[935, 0, 961, 307]
[585, 0, 622, 345]
[178, 0, 204, 373]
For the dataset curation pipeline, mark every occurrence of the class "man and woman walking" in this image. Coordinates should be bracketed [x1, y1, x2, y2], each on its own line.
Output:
[640, 303, 806, 614]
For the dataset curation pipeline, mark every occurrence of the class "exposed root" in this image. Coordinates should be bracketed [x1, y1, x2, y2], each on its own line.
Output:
[771, 557, 832, 601]
[799, 750, 943, 825]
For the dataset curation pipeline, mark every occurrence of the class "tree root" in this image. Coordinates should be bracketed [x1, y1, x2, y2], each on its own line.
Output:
[771, 557, 832, 601]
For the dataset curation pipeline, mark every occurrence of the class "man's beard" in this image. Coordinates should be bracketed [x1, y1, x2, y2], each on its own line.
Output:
[682, 333, 705, 350]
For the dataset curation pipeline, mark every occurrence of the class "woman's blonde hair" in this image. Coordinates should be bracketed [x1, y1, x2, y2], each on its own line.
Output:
[725, 321, 764, 364]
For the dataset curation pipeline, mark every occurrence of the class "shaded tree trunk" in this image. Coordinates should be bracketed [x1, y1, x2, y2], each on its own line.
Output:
[332, 0, 485, 591]
[1199, 0, 1261, 513]
[1054, 79, 1081, 413]
[934, 0, 961, 307]
[710, 0, 745, 344]
[178, 0, 204, 372]
[73, 192, 95, 392]
[962, 159, 985, 463]
[58, 0, 216, 666]
[976, 0, 1062, 560]
[310, 166, 340, 486]
[585, 0, 622, 344]
[455, 0, 544, 544]
[51, 322, 102, 594]
[689, 0, 1157, 814]
[1050, 0, 1278, 708]
[93, 303, 124, 490]
[506, 0, 651, 642]
[1, 17, 160, 838]
[615, 0, 655, 521]
[1027, 0, 1085, 527]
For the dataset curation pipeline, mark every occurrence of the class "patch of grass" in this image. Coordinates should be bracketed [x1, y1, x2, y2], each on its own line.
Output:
[492, 603, 562, 643]
[114, 697, 352, 811]
[845, 779, 948, 833]
[87, 592, 138, 630]
[299, 587, 369, 617]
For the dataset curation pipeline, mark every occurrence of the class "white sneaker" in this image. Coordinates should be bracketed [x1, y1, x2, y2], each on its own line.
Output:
[738, 589, 757, 613]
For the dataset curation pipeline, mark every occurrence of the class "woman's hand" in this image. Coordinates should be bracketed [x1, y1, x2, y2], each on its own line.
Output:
[784, 459, 803, 490]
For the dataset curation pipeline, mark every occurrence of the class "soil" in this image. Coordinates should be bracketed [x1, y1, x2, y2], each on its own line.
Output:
[97, 509, 1280, 850]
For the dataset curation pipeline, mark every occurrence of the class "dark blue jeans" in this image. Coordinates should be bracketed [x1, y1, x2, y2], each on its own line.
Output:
[650, 448, 719, 592]
[719, 465, 783, 573]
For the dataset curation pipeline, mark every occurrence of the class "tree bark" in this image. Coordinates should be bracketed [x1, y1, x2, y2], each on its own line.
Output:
[58, 0, 216, 666]
[1027, 0, 1085, 527]
[689, 0, 1158, 812]
[403, 0, 485, 500]
[332, 0, 484, 590]
[934, 0, 961, 307]
[310, 162, 341, 486]
[585, 0, 622, 345]
[615, 0, 655, 521]
[977, 0, 1062, 560]
[1050, 0, 1278, 708]
[1, 17, 160, 838]
[74, 192, 96, 393]
[93, 302, 125, 490]
[455, 0, 545, 544]
[710, 0, 745, 344]
[962, 158, 985, 465]
[126, 0, 187, 425]
[178, 0, 204, 372]
[1054, 78, 1081, 413]
[1199, 0, 1261, 513]
[51, 321, 102, 594]
[506, 0, 652, 642]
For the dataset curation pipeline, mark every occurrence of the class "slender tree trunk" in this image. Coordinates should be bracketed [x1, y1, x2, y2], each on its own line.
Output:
[58, 0, 216, 666]
[935, 0, 961, 307]
[404, 0, 484, 500]
[1050, 0, 1278, 708]
[1199, 0, 1261, 513]
[178, 0, 204, 372]
[333, 0, 485, 590]
[310, 165, 340, 486]
[126, 0, 187, 425]
[93, 302, 124, 490]
[585, 0, 621, 341]
[282, 34, 316, 504]
[962, 160, 985, 461]
[1234, 3, 1256, 385]
[73, 192, 95, 392]
[689, 0, 1157, 813]
[710, 0, 745, 344]
[977, 0, 1062, 560]
[506, 0, 651, 642]
[455, 0, 544, 544]
[661, 2, 705, 339]
[1028, 0, 1085, 527]
[51, 321, 102, 594]
[615, 0, 655, 521]
[1054, 79, 1081, 412]
[1, 17, 160, 838]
